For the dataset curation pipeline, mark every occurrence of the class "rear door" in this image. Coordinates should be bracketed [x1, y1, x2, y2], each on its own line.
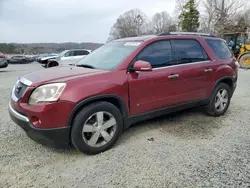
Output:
[128, 40, 183, 115]
[171, 39, 214, 103]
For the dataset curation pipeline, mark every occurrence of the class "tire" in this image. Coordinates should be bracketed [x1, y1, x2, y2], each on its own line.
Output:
[47, 61, 58, 68]
[71, 102, 123, 155]
[206, 83, 232, 117]
[239, 53, 250, 69]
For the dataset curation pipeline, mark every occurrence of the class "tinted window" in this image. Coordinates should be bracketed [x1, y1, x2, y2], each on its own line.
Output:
[74, 50, 90, 56]
[64, 51, 74, 57]
[206, 39, 233, 59]
[172, 39, 209, 65]
[136, 40, 174, 68]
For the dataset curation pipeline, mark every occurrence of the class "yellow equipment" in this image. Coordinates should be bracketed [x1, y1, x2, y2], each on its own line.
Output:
[223, 30, 250, 69]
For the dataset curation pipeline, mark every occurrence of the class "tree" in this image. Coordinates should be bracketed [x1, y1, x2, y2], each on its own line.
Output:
[200, 0, 216, 33]
[152, 11, 172, 34]
[213, 0, 245, 36]
[108, 9, 147, 41]
[179, 0, 200, 32]
[0, 43, 16, 53]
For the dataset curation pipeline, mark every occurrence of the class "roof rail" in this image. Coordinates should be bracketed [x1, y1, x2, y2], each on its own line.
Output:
[157, 32, 216, 37]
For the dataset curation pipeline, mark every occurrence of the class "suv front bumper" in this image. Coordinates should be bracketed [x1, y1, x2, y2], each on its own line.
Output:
[8, 102, 70, 148]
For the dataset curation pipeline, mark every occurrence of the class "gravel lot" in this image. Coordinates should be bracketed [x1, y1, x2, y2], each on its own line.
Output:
[0, 63, 250, 188]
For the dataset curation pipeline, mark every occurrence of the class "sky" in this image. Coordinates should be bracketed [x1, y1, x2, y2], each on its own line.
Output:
[0, 0, 176, 43]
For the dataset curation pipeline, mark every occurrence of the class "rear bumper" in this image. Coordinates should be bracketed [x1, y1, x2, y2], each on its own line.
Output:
[8, 102, 70, 148]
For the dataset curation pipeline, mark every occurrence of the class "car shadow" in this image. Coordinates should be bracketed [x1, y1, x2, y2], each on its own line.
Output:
[119, 106, 226, 144]
[45, 106, 228, 155]
[0, 70, 10, 73]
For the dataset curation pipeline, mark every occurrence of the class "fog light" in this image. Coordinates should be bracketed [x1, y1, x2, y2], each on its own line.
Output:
[30, 116, 41, 127]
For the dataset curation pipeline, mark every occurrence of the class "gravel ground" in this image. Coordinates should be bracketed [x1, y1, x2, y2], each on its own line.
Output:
[0, 63, 250, 188]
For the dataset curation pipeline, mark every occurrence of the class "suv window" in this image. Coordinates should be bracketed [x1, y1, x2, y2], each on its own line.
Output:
[73, 50, 90, 56]
[172, 39, 209, 65]
[135, 40, 174, 68]
[64, 51, 74, 57]
[206, 39, 233, 59]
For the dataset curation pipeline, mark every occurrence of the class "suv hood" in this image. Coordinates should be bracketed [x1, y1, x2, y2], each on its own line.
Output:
[21, 66, 107, 86]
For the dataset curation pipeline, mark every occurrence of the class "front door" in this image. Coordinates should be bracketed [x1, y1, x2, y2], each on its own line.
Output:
[128, 40, 183, 116]
[60, 51, 74, 65]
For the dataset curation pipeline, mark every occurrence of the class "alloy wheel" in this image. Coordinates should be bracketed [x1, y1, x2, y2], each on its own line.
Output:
[214, 89, 229, 112]
[82, 111, 117, 147]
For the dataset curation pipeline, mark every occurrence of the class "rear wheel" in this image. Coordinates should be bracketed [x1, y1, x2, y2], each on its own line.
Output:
[239, 53, 250, 69]
[206, 83, 231, 116]
[71, 102, 123, 155]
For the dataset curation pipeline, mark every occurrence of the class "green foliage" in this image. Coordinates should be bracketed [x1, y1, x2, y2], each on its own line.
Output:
[0, 43, 16, 53]
[179, 0, 200, 32]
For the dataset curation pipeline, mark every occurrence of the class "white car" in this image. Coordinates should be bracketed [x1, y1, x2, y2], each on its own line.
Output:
[46, 49, 91, 68]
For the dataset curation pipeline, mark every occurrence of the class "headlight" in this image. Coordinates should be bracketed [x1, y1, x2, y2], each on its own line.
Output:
[28, 83, 66, 105]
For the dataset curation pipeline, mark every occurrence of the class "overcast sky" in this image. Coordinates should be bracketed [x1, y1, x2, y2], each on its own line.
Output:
[0, 0, 176, 43]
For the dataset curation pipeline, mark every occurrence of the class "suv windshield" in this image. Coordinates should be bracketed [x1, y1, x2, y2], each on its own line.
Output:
[76, 41, 141, 70]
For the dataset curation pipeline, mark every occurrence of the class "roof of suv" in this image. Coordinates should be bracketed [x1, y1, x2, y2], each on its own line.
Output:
[114, 32, 218, 42]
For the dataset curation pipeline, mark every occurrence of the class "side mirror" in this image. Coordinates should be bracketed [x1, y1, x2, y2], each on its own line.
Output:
[133, 60, 152, 72]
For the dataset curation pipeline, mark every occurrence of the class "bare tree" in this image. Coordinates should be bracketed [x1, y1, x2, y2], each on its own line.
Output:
[108, 9, 147, 41]
[213, 0, 245, 35]
[200, 0, 216, 33]
[152, 11, 172, 34]
[174, 0, 189, 16]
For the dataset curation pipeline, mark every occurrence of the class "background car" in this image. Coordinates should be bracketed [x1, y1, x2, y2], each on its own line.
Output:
[7, 55, 29, 64]
[0, 52, 7, 59]
[37, 53, 58, 64]
[25, 55, 38, 63]
[45, 49, 91, 68]
[0, 56, 8, 68]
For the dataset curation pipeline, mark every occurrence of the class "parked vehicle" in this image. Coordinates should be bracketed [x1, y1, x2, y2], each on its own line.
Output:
[0, 57, 8, 68]
[37, 54, 58, 64]
[7, 55, 28, 64]
[9, 32, 238, 155]
[223, 29, 250, 69]
[45, 49, 91, 68]
[25, 55, 38, 63]
[0, 52, 7, 58]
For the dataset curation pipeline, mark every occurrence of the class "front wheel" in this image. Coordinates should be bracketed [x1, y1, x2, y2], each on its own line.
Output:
[206, 83, 231, 117]
[71, 102, 123, 155]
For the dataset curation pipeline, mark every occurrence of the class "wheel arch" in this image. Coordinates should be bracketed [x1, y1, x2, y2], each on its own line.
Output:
[212, 77, 234, 96]
[47, 60, 59, 67]
[238, 52, 250, 61]
[67, 94, 128, 128]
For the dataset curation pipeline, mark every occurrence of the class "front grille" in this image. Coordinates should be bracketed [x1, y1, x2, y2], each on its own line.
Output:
[13, 81, 28, 101]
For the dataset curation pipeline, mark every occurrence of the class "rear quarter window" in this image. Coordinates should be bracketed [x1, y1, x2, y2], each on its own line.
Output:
[206, 39, 233, 59]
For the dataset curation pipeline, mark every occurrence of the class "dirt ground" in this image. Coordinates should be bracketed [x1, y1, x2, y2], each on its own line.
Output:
[1, 63, 250, 188]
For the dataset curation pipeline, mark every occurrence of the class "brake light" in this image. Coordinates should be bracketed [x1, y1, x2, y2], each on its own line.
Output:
[0, 54, 7, 58]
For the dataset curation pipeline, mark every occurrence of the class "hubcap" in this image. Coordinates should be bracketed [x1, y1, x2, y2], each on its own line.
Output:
[243, 58, 250, 66]
[82, 111, 117, 147]
[215, 89, 229, 112]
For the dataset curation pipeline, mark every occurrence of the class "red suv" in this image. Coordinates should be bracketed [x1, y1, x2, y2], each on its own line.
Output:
[9, 32, 238, 154]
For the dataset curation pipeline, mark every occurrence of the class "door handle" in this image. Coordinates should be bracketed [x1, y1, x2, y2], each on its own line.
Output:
[204, 68, 212, 72]
[168, 74, 179, 79]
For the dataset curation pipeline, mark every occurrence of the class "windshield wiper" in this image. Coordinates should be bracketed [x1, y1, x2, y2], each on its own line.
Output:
[76, 64, 96, 69]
